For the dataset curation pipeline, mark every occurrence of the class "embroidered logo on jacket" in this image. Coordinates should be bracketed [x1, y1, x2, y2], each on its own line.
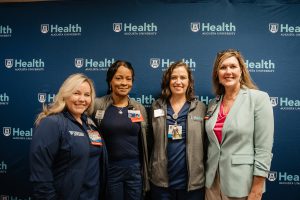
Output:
[69, 131, 84, 136]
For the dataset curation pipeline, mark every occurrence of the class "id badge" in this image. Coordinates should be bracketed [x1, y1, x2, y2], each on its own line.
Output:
[168, 125, 183, 140]
[87, 130, 102, 146]
[154, 109, 165, 118]
[128, 110, 144, 122]
[95, 110, 105, 120]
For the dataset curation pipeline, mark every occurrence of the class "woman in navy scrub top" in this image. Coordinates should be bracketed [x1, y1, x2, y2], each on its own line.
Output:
[92, 60, 150, 200]
[30, 73, 107, 200]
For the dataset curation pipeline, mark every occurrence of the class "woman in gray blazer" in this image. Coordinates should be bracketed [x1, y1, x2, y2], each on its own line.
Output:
[205, 49, 274, 200]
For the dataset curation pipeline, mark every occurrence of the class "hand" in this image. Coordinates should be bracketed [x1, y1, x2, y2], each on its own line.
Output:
[247, 191, 262, 200]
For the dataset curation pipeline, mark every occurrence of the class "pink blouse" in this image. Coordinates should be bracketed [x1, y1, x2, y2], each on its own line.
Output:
[213, 101, 228, 144]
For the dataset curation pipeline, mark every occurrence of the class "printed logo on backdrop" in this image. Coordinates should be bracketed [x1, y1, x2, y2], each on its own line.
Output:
[270, 96, 300, 111]
[113, 22, 158, 36]
[268, 171, 300, 185]
[41, 24, 49, 33]
[268, 171, 277, 181]
[4, 59, 13, 68]
[38, 93, 55, 104]
[190, 21, 236, 36]
[2, 126, 32, 140]
[0, 93, 9, 106]
[4, 58, 45, 71]
[130, 94, 155, 108]
[3, 127, 11, 136]
[0, 161, 8, 174]
[246, 59, 275, 73]
[0, 25, 12, 37]
[269, 22, 300, 37]
[191, 22, 200, 32]
[74, 58, 115, 71]
[113, 23, 122, 32]
[149, 58, 196, 71]
[150, 58, 160, 69]
[41, 23, 82, 36]
[269, 23, 279, 33]
[270, 97, 278, 107]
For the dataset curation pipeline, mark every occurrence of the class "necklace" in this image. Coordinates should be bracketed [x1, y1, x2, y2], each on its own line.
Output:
[117, 107, 124, 114]
[172, 113, 178, 120]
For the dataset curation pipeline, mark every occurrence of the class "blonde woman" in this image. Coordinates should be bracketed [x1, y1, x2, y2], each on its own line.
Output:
[30, 73, 107, 200]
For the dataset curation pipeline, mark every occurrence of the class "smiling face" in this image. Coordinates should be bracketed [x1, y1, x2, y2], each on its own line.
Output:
[218, 56, 242, 90]
[110, 65, 133, 97]
[169, 66, 189, 98]
[65, 81, 92, 120]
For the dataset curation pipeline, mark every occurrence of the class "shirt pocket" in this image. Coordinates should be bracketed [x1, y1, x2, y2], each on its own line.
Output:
[231, 154, 254, 165]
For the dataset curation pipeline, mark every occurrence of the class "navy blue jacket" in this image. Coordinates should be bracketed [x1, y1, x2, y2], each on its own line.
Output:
[30, 111, 107, 200]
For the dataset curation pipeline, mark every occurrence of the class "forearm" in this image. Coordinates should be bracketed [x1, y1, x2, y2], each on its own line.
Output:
[248, 176, 265, 200]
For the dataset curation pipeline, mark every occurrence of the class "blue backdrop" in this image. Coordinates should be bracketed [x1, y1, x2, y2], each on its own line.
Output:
[1, 0, 300, 199]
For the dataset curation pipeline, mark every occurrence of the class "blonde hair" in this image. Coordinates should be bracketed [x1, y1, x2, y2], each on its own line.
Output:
[35, 73, 96, 125]
[212, 49, 258, 95]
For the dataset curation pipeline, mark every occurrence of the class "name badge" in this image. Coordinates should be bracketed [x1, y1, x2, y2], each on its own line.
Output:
[128, 110, 144, 122]
[87, 130, 102, 146]
[168, 125, 183, 140]
[154, 109, 165, 118]
[95, 110, 105, 120]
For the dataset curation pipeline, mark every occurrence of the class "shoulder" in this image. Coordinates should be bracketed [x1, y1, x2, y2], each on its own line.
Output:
[189, 99, 207, 118]
[95, 95, 109, 104]
[38, 114, 62, 127]
[130, 98, 146, 111]
[207, 95, 221, 109]
[34, 113, 66, 138]
[94, 95, 111, 110]
[191, 98, 206, 109]
[151, 98, 164, 109]
[248, 89, 270, 101]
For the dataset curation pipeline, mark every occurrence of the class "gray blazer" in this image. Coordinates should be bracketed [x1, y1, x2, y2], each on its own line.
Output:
[205, 87, 274, 198]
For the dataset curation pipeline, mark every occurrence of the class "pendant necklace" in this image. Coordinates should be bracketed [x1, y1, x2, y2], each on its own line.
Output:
[117, 107, 124, 115]
[172, 113, 178, 120]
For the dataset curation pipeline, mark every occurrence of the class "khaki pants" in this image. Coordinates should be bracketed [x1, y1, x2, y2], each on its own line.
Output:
[205, 170, 247, 200]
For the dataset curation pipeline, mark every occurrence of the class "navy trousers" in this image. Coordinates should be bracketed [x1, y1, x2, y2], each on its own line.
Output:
[107, 163, 142, 200]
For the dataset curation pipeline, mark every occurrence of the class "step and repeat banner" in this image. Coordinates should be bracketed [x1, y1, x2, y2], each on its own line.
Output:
[0, 1, 299, 199]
